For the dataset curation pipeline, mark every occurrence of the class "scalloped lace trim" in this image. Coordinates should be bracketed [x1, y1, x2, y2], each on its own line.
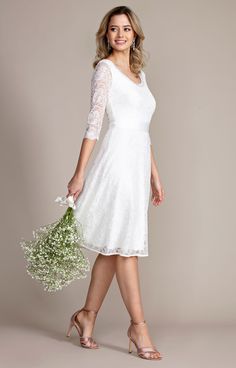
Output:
[80, 241, 148, 257]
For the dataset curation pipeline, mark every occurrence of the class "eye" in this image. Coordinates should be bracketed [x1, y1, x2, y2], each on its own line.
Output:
[110, 27, 131, 32]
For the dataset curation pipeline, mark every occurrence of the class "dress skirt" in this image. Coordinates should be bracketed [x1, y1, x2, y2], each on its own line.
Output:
[73, 125, 151, 257]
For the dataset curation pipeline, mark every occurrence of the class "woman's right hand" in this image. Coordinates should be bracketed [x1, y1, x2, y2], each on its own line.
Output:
[66, 174, 85, 202]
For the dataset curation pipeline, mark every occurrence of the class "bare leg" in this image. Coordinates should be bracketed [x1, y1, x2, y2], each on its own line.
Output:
[76, 253, 116, 337]
[115, 255, 162, 358]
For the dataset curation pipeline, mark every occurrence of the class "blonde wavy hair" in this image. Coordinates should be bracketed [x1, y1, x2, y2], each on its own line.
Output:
[93, 6, 149, 74]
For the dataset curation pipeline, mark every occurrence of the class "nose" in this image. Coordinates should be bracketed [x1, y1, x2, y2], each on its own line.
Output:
[117, 28, 124, 37]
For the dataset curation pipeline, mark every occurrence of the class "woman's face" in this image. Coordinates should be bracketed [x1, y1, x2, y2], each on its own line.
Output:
[106, 14, 135, 52]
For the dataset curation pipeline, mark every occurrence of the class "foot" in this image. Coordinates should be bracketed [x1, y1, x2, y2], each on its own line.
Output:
[130, 321, 162, 359]
[76, 309, 97, 338]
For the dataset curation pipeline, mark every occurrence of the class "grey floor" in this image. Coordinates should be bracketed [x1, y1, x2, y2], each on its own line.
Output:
[1, 322, 235, 368]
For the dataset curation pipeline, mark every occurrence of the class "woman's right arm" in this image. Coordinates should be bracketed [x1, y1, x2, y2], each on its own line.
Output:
[67, 62, 112, 200]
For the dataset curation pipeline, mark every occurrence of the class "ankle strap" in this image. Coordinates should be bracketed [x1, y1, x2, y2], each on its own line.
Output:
[130, 319, 146, 326]
[82, 308, 98, 315]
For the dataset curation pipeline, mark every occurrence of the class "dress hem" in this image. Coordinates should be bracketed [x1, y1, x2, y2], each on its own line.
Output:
[81, 243, 149, 257]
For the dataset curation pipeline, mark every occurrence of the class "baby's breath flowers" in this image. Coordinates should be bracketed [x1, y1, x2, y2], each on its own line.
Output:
[20, 196, 90, 292]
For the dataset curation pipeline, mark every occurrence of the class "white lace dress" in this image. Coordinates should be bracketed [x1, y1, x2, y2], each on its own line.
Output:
[73, 59, 157, 257]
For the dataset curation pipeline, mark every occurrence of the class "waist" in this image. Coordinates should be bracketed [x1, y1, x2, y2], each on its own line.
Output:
[106, 124, 151, 145]
[108, 123, 149, 133]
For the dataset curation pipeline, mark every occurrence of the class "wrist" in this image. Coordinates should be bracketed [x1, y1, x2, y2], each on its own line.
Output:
[151, 171, 159, 181]
[74, 171, 84, 180]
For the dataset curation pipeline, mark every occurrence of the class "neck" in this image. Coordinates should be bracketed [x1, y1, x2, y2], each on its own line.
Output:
[109, 50, 131, 68]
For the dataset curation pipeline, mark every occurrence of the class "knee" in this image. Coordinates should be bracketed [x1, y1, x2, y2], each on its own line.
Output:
[116, 255, 137, 260]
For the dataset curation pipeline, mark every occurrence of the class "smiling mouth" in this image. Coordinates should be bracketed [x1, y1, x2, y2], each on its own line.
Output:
[115, 40, 127, 44]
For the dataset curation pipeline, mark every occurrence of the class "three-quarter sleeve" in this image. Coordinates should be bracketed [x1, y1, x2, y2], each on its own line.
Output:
[84, 62, 112, 141]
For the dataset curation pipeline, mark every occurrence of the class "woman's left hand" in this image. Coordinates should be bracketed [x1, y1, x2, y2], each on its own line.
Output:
[150, 175, 165, 206]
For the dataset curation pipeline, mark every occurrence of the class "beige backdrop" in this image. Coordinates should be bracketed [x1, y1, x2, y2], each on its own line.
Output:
[1, 0, 235, 335]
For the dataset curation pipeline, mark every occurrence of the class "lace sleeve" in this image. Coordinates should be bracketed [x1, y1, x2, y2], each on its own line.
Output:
[84, 62, 112, 141]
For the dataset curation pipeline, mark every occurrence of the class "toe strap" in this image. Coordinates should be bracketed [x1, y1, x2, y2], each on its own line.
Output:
[138, 347, 162, 359]
[80, 336, 97, 346]
[138, 347, 157, 353]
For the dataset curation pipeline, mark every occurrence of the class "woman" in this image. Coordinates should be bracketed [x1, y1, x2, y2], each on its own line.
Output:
[66, 6, 164, 360]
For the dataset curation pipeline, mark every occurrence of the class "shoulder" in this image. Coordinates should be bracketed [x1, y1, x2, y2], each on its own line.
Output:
[140, 69, 146, 77]
[140, 69, 146, 84]
[94, 59, 112, 74]
[92, 59, 112, 83]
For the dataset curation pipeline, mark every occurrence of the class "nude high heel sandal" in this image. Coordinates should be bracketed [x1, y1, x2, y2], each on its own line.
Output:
[66, 307, 99, 349]
[127, 319, 163, 360]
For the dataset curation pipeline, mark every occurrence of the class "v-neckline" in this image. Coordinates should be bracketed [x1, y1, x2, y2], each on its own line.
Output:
[103, 59, 143, 86]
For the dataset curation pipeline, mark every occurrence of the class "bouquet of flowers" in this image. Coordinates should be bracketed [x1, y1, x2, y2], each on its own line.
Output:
[20, 195, 90, 292]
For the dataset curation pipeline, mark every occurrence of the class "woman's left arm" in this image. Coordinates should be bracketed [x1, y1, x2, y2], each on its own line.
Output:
[150, 145, 165, 206]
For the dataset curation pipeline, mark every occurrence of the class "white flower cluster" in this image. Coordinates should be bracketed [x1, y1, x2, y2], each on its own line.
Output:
[20, 198, 90, 292]
[55, 195, 76, 209]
